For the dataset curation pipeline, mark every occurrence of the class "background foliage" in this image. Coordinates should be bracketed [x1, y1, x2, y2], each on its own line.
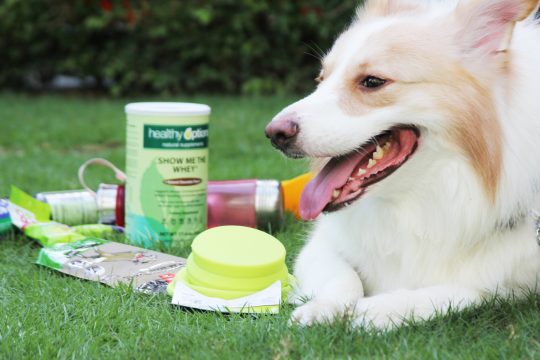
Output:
[0, 0, 358, 96]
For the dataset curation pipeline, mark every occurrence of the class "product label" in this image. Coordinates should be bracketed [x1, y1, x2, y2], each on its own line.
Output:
[126, 115, 209, 249]
[143, 125, 208, 149]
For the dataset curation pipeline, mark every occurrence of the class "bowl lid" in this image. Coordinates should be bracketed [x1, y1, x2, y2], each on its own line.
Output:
[191, 226, 286, 278]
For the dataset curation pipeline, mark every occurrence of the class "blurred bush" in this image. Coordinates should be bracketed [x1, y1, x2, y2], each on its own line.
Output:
[0, 0, 358, 96]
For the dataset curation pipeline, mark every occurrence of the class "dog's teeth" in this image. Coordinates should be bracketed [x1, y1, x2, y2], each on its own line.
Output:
[373, 145, 384, 160]
[332, 189, 341, 200]
[367, 159, 377, 168]
[357, 168, 367, 176]
[383, 141, 391, 151]
[348, 177, 354, 182]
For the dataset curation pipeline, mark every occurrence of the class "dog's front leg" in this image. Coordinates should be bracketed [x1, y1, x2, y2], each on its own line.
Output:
[289, 232, 364, 326]
[353, 285, 482, 330]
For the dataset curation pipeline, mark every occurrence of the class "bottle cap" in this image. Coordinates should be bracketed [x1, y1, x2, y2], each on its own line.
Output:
[255, 180, 283, 231]
[96, 184, 119, 224]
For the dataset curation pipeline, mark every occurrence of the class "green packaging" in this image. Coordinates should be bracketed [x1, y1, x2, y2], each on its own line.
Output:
[125, 102, 210, 249]
[24, 222, 119, 247]
[10, 185, 51, 222]
[0, 199, 11, 234]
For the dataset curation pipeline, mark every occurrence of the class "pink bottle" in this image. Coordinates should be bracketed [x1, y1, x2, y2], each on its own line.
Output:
[207, 180, 283, 231]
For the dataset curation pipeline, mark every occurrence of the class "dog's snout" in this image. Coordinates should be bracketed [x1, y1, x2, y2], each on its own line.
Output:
[265, 113, 300, 151]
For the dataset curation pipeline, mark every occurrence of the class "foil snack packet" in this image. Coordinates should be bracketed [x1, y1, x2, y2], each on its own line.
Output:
[37, 238, 185, 294]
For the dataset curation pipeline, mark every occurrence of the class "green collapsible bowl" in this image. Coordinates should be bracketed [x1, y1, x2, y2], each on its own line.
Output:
[167, 226, 293, 300]
[185, 254, 289, 291]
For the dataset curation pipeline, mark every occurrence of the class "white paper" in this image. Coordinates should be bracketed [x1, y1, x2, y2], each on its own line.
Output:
[171, 280, 281, 313]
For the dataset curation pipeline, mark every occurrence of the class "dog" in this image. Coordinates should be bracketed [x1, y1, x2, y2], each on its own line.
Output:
[265, 0, 540, 330]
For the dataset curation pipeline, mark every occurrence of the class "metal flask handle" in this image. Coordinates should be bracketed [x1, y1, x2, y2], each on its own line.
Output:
[79, 158, 126, 225]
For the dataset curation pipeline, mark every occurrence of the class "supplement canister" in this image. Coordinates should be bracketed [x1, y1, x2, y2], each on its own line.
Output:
[125, 102, 210, 249]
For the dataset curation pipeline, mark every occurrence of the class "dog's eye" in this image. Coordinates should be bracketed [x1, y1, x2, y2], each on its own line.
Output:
[360, 76, 387, 89]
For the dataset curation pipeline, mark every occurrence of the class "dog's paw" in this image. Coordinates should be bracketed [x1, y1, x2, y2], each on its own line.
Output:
[352, 297, 406, 331]
[289, 300, 345, 326]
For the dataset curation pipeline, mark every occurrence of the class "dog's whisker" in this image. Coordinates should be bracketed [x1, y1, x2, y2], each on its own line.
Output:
[311, 42, 327, 59]
[303, 51, 323, 62]
[303, 42, 325, 62]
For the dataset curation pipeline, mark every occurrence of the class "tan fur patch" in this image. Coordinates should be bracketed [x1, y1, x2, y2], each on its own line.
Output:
[440, 68, 502, 202]
[338, 76, 396, 117]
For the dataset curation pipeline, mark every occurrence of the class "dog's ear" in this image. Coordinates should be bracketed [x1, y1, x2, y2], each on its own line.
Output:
[455, 0, 539, 54]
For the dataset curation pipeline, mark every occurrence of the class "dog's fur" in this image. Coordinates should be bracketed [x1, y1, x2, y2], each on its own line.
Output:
[267, 0, 540, 329]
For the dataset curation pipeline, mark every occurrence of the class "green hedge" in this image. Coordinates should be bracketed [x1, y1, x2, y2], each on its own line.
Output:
[0, 0, 359, 95]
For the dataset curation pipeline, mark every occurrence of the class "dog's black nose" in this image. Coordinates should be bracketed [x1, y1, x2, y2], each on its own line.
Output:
[264, 113, 299, 151]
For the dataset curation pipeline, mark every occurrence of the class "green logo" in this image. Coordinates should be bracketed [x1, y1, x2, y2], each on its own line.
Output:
[144, 125, 208, 149]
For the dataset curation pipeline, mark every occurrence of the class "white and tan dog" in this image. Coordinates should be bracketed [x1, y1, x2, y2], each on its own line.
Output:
[265, 0, 540, 329]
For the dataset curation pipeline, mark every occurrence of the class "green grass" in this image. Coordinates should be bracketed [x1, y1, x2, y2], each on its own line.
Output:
[1, 93, 539, 359]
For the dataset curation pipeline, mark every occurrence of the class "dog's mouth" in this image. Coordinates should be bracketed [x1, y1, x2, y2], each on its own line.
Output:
[299, 126, 420, 220]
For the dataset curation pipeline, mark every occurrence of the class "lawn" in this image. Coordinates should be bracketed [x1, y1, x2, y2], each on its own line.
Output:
[0, 93, 539, 359]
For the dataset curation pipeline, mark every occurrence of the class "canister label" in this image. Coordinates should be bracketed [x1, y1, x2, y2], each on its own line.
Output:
[126, 116, 209, 249]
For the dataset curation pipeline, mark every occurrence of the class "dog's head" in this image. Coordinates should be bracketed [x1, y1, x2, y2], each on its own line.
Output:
[265, 0, 538, 220]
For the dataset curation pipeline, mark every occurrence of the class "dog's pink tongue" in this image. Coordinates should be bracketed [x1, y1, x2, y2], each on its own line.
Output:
[300, 153, 364, 220]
